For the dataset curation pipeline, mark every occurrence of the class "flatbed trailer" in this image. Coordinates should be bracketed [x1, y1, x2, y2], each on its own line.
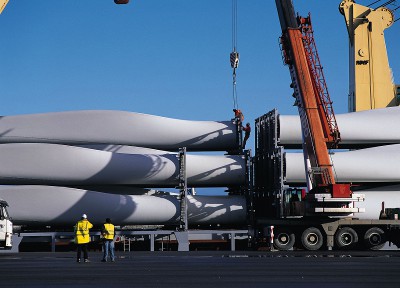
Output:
[257, 217, 400, 251]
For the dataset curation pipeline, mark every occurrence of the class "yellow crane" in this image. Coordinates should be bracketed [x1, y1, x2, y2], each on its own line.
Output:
[0, 0, 8, 14]
[340, 0, 399, 112]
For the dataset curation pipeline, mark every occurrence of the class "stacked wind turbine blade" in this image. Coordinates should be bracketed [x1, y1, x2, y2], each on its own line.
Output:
[0, 110, 238, 151]
[279, 107, 400, 148]
[277, 107, 400, 184]
[0, 111, 246, 226]
[0, 186, 246, 226]
[0, 143, 245, 187]
[285, 145, 400, 184]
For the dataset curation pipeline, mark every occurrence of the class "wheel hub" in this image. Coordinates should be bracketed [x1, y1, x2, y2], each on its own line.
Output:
[307, 233, 319, 245]
[368, 233, 381, 245]
[278, 233, 289, 245]
[340, 233, 353, 246]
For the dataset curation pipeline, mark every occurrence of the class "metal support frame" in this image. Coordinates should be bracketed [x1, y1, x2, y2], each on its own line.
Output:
[178, 147, 188, 232]
[174, 231, 189, 251]
[244, 149, 256, 247]
[254, 110, 286, 219]
[245, 150, 254, 223]
[2, 229, 249, 253]
[237, 119, 243, 150]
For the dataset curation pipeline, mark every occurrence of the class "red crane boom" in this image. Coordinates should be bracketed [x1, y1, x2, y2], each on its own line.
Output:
[278, 5, 351, 198]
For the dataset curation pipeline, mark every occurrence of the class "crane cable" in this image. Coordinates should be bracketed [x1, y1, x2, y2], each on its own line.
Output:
[230, 0, 240, 110]
[368, 0, 399, 21]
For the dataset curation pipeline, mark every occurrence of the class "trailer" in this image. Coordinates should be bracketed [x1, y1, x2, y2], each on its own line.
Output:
[257, 216, 400, 251]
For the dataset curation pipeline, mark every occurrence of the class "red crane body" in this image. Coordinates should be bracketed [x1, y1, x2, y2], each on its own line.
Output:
[279, 10, 351, 198]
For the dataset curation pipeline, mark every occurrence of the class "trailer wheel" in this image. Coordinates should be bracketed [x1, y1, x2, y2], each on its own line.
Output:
[273, 228, 295, 250]
[301, 227, 323, 251]
[335, 227, 358, 249]
[364, 227, 386, 250]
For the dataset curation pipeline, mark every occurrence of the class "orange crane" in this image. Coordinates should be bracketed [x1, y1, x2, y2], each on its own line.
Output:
[276, 0, 351, 199]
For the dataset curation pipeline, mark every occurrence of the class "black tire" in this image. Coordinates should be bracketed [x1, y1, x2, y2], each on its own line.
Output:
[364, 227, 386, 250]
[273, 228, 295, 251]
[335, 227, 358, 249]
[301, 227, 323, 251]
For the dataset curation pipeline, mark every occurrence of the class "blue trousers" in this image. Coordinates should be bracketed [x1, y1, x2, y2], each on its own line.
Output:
[102, 240, 115, 261]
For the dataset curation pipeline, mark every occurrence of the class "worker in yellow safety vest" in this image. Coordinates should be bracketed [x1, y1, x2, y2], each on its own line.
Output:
[74, 213, 93, 263]
[101, 218, 115, 262]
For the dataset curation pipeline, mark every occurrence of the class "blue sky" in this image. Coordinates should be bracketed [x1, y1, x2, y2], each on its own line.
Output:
[0, 0, 399, 194]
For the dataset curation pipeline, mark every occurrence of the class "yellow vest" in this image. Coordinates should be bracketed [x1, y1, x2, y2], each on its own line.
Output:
[74, 219, 93, 244]
[102, 223, 115, 240]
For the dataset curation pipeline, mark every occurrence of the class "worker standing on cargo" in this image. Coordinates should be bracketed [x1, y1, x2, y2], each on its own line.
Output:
[233, 109, 244, 123]
[101, 218, 115, 262]
[242, 122, 251, 149]
[74, 214, 93, 263]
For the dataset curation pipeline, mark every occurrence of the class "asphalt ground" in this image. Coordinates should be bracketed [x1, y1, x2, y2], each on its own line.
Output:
[0, 250, 399, 288]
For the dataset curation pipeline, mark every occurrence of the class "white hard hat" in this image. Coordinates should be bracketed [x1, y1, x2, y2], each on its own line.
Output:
[82, 214, 87, 219]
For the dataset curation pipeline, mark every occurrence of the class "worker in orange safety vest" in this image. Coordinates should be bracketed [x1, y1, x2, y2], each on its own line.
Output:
[233, 109, 244, 122]
[101, 218, 116, 262]
[74, 213, 93, 263]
